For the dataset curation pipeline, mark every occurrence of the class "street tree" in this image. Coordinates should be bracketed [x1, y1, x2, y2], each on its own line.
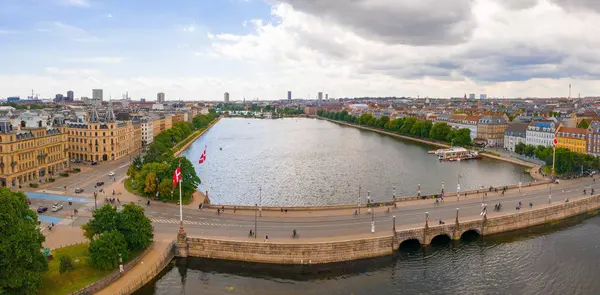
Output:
[117, 203, 154, 250]
[0, 189, 48, 295]
[89, 230, 129, 270]
[144, 172, 158, 195]
[81, 204, 118, 240]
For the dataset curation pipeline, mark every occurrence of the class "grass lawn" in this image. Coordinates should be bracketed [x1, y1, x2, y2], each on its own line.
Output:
[40, 244, 147, 295]
[39, 243, 112, 295]
[124, 178, 191, 205]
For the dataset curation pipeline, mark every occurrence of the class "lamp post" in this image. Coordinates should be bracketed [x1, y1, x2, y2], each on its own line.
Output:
[418, 184, 421, 197]
[549, 182, 552, 204]
[393, 215, 396, 233]
[259, 186, 262, 217]
[393, 185, 396, 201]
[455, 208, 459, 224]
[358, 185, 361, 214]
[441, 182, 445, 195]
[254, 203, 257, 239]
[367, 191, 371, 205]
[425, 212, 429, 228]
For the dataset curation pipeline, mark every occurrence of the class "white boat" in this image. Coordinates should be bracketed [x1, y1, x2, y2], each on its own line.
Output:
[436, 147, 481, 162]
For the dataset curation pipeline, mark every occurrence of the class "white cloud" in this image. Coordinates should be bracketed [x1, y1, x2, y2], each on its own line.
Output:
[107, 14, 113, 18]
[58, 0, 91, 7]
[44, 67, 100, 76]
[64, 57, 123, 64]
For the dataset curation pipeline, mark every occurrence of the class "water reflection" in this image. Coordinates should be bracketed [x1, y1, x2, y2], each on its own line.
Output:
[182, 118, 532, 206]
[137, 215, 600, 295]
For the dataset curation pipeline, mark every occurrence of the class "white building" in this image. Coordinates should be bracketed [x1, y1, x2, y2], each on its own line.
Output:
[504, 123, 528, 151]
[448, 115, 480, 139]
[141, 117, 154, 147]
[525, 121, 557, 147]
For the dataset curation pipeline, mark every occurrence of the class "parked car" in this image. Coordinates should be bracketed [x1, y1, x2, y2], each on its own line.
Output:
[91, 161, 98, 166]
[108, 171, 115, 177]
[37, 206, 48, 213]
[96, 181, 104, 186]
[52, 202, 63, 212]
[75, 188, 84, 193]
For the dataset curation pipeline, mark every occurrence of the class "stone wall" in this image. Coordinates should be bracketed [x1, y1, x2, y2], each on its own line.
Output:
[185, 194, 600, 265]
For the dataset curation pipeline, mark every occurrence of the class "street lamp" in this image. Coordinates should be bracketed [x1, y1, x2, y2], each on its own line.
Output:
[367, 191, 371, 204]
[549, 182, 552, 204]
[418, 184, 421, 197]
[254, 203, 257, 239]
[358, 185, 361, 215]
[455, 208, 459, 224]
[425, 212, 429, 228]
[259, 186, 262, 217]
[393, 215, 396, 233]
[393, 186, 396, 201]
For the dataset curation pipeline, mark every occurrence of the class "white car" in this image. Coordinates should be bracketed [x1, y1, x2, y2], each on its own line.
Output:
[108, 171, 115, 177]
[52, 202, 63, 212]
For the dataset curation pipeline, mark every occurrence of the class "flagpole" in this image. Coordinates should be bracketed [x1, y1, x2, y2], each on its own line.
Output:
[179, 161, 183, 223]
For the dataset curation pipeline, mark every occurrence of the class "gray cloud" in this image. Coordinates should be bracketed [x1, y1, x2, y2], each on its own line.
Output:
[278, 0, 475, 46]
[550, 0, 600, 12]
[496, 0, 539, 10]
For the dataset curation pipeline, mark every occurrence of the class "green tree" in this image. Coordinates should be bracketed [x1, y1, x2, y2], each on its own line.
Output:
[117, 203, 154, 250]
[89, 230, 129, 270]
[157, 178, 173, 201]
[451, 128, 472, 146]
[144, 172, 158, 195]
[59, 255, 74, 274]
[0, 189, 48, 295]
[169, 157, 201, 201]
[81, 204, 119, 240]
[578, 119, 590, 129]
[132, 155, 143, 171]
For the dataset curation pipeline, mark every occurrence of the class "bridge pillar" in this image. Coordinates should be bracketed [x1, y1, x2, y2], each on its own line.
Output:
[452, 208, 461, 241]
[176, 222, 188, 257]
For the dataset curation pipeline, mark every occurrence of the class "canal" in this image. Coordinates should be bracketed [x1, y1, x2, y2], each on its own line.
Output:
[135, 214, 600, 295]
[181, 118, 532, 206]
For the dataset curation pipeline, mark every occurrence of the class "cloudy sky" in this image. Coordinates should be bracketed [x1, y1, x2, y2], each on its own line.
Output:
[1, 0, 600, 101]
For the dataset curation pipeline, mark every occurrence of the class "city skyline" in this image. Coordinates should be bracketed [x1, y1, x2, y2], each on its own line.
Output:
[1, 0, 600, 100]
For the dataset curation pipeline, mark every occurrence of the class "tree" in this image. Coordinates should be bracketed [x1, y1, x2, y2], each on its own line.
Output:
[81, 204, 118, 241]
[117, 204, 154, 250]
[132, 155, 143, 171]
[89, 230, 129, 270]
[144, 172, 158, 195]
[0, 189, 48, 295]
[578, 119, 590, 129]
[169, 157, 201, 202]
[451, 128, 472, 146]
[126, 165, 137, 178]
[157, 178, 173, 201]
[59, 255, 74, 274]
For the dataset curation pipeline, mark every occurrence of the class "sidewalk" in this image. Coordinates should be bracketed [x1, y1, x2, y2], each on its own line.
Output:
[42, 225, 87, 249]
[95, 233, 175, 295]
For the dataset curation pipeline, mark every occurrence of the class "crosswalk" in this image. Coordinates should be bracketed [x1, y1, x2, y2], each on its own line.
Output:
[150, 218, 242, 227]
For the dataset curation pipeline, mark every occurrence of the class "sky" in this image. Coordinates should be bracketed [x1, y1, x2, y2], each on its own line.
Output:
[2, 0, 600, 101]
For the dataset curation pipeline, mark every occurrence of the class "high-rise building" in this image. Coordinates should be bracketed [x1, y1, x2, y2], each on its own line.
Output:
[480, 94, 487, 100]
[287, 91, 292, 101]
[326, 94, 329, 100]
[67, 90, 74, 101]
[92, 89, 103, 100]
[157, 92, 165, 103]
[224, 92, 230, 103]
[468, 93, 476, 99]
[54, 94, 64, 103]
[318, 92, 323, 100]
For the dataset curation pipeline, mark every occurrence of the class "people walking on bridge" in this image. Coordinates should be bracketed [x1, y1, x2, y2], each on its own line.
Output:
[265, 234, 269, 242]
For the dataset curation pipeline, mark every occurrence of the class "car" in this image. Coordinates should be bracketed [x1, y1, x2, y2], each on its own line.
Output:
[37, 206, 48, 213]
[75, 188, 84, 193]
[52, 202, 63, 212]
[71, 159, 76, 163]
[96, 181, 104, 186]
[91, 161, 98, 166]
[108, 171, 115, 177]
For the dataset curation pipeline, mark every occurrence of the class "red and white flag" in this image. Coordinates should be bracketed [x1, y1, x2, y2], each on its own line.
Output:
[199, 145, 207, 164]
[553, 137, 557, 147]
[173, 167, 182, 186]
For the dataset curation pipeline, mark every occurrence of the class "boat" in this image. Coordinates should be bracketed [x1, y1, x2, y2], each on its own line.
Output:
[428, 149, 445, 155]
[436, 147, 481, 162]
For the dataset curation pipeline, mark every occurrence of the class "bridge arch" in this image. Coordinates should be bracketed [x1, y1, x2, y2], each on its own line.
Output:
[430, 234, 452, 245]
[460, 229, 481, 241]
[398, 237, 423, 250]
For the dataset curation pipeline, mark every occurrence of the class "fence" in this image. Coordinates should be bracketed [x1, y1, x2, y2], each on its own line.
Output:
[113, 241, 176, 295]
[66, 242, 158, 295]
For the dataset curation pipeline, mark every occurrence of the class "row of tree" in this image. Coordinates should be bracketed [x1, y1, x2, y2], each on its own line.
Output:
[514, 142, 600, 175]
[127, 111, 218, 204]
[318, 110, 472, 146]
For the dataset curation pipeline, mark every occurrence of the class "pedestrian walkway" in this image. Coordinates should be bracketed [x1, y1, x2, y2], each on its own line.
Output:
[95, 234, 174, 295]
[42, 225, 87, 249]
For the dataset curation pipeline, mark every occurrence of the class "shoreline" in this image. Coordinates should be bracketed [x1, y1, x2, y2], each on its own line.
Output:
[173, 116, 221, 157]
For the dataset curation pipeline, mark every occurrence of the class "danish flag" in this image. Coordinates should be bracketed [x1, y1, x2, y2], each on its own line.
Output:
[199, 145, 207, 164]
[173, 167, 182, 187]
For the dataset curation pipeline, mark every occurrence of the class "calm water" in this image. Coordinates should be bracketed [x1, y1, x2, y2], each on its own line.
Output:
[136, 214, 600, 295]
[182, 118, 531, 206]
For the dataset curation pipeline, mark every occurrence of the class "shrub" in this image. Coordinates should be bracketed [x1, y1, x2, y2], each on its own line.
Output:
[59, 172, 69, 177]
[58, 255, 74, 274]
[29, 183, 39, 188]
[71, 168, 81, 173]
[48, 178, 55, 183]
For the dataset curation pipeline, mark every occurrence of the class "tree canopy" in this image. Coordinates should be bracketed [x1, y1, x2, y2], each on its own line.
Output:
[88, 230, 129, 270]
[0, 189, 48, 295]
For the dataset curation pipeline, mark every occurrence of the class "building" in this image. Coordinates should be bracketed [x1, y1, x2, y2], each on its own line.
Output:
[172, 113, 185, 124]
[92, 89, 103, 101]
[0, 114, 69, 187]
[556, 126, 587, 154]
[54, 94, 64, 103]
[503, 123, 528, 152]
[448, 115, 480, 139]
[7, 97, 20, 102]
[224, 92, 230, 103]
[587, 121, 600, 156]
[469, 93, 476, 99]
[157, 92, 165, 103]
[326, 94, 329, 100]
[480, 94, 487, 100]
[476, 116, 508, 147]
[526, 121, 557, 147]
[304, 106, 317, 116]
[318, 92, 323, 100]
[287, 91, 292, 101]
[141, 117, 154, 147]
[66, 104, 141, 162]
[67, 90, 74, 102]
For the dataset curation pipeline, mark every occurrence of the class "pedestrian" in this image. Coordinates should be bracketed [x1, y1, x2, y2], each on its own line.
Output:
[200, 203, 204, 210]
[354, 209, 358, 216]
[221, 206, 225, 213]
[529, 202, 533, 208]
[199, 204, 202, 210]
[265, 233, 269, 242]
[117, 198, 120, 204]
[234, 206, 237, 213]
[217, 208, 220, 215]
[285, 209, 288, 213]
